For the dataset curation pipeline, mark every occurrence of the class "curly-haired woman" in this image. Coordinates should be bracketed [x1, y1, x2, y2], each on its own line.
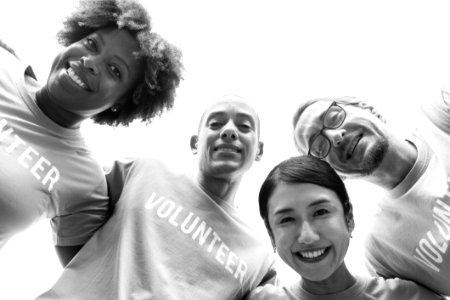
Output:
[0, 0, 183, 266]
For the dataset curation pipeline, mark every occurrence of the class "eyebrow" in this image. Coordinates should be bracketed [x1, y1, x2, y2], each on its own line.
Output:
[272, 199, 331, 216]
[305, 107, 328, 146]
[206, 112, 226, 122]
[96, 32, 105, 47]
[236, 112, 256, 127]
[207, 112, 256, 126]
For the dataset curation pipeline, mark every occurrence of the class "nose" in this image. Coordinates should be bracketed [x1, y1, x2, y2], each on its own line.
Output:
[80, 56, 98, 75]
[220, 122, 238, 141]
[297, 221, 320, 244]
[323, 128, 345, 147]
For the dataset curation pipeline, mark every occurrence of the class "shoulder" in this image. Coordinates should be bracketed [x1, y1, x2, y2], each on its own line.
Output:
[0, 39, 18, 58]
[0, 43, 21, 67]
[421, 89, 450, 134]
[245, 284, 291, 300]
[0, 44, 36, 81]
[364, 277, 444, 299]
[106, 157, 187, 181]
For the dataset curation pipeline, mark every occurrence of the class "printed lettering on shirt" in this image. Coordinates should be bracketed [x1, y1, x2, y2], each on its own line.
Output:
[414, 177, 450, 272]
[145, 191, 248, 284]
[0, 118, 60, 191]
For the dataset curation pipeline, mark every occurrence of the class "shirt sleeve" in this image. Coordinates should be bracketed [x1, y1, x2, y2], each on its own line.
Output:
[104, 158, 136, 208]
[421, 89, 450, 135]
[385, 278, 446, 300]
[51, 178, 110, 246]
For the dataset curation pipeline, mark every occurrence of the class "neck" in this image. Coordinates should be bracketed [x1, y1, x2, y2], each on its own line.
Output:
[368, 139, 417, 190]
[302, 263, 356, 295]
[196, 173, 242, 206]
[36, 87, 83, 129]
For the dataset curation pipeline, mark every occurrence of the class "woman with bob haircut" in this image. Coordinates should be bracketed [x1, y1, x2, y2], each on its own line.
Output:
[0, 0, 183, 266]
[248, 155, 444, 299]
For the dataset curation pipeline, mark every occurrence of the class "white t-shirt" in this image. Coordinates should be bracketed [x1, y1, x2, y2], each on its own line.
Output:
[365, 91, 450, 296]
[0, 47, 109, 248]
[38, 158, 276, 300]
[284, 276, 444, 300]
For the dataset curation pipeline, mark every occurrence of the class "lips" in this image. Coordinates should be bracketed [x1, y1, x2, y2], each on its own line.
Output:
[66, 62, 92, 91]
[214, 144, 241, 153]
[346, 134, 362, 160]
[295, 247, 330, 263]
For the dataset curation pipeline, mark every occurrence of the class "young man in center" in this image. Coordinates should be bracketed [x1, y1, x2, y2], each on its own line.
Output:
[37, 96, 276, 300]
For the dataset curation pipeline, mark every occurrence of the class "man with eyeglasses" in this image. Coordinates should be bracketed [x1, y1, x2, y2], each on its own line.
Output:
[292, 95, 450, 297]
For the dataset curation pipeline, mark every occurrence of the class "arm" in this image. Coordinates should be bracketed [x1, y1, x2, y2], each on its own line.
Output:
[53, 159, 134, 267]
[242, 262, 279, 300]
[55, 245, 83, 267]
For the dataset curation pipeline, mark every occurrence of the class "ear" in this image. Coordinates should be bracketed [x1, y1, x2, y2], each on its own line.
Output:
[190, 135, 198, 154]
[255, 141, 264, 161]
[347, 217, 355, 236]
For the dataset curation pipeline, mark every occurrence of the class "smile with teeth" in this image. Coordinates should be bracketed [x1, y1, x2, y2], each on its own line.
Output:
[67, 67, 88, 90]
[297, 247, 329, 260]
[215, 146, 240, 153]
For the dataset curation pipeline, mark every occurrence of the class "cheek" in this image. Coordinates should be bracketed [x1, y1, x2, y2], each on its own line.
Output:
[273, 228, 294, 251]
[325, 152, 347, 171]
[329, 223, 351, 253]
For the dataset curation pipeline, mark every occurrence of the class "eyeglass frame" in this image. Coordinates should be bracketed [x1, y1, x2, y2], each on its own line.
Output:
[307, 101, 346, 159]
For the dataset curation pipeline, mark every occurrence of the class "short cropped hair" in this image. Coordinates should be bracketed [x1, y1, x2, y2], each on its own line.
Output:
[57, 0, 183, 126]
[258, 155, 354, 238]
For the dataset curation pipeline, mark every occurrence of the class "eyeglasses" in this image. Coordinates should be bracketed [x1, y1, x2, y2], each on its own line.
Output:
[308, 101, 346, 159]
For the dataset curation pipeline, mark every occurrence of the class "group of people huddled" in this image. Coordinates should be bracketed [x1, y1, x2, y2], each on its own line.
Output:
[0, 0, 449, 299]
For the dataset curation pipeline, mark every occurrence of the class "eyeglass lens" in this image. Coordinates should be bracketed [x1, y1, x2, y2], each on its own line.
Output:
[310, 103, 346, 158]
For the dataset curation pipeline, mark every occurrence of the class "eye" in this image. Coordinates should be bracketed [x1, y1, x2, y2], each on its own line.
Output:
[208, 121, 223, 129]
[238, 123, 251, 132]
[109, 64, 122, 79]
[313, 208, 329, 217]
[310, 135, 330, 157]
[278, 216, 294, 225]
[84, 38, 98, 52]
[324, 107, 345, 128]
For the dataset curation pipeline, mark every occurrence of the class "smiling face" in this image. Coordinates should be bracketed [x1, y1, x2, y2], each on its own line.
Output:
[293, 100, 389, 177]
[191, 100, 263, 180]
[267, 182, 353, 282]
[45, 27, 142, 119]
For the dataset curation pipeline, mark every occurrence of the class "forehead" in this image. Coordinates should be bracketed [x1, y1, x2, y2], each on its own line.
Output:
[293, 101, 333, 152]
[268, 183, 341, 217]
[201, 100, 259, 125]
[93, 27, 140, 60]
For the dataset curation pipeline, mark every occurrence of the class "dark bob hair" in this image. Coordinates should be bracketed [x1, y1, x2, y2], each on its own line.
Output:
[259, 155, 353, 237]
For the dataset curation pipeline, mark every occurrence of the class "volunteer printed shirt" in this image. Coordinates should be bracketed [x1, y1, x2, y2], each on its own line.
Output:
[0, 47, 109, 248]
[283, 276, 444, 299]
[365, 92, 450, 296]
[38, 158, 276, 300]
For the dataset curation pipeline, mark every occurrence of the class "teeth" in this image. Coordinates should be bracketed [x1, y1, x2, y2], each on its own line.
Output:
[299, 248, 326, 259]
[67, 67, 88, 89]
[217, 147, 238, 153]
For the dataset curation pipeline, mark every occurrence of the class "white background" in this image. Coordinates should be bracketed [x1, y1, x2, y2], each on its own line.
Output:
[1, 1, 450, 299]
